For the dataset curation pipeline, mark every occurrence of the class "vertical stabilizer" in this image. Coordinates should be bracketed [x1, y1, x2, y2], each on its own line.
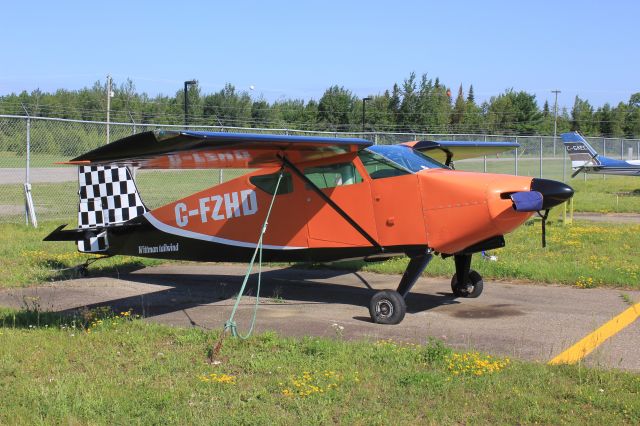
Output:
[562, 132, 601, 167]
[77, 165, 147, 252]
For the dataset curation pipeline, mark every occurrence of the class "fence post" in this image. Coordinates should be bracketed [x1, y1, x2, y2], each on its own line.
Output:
[603, 138, 606, 180]
[562, 136, 567, 182]
[514, 136, 518, 176]
[129, 111, 137, 135]
[483, 135, 487, 173]
[539, 136, 543, 178]
[21, 108, 37, 227]
[25, 115, 30, 225]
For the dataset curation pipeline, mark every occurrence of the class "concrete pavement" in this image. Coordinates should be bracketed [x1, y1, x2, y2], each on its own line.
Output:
[1, 264, 638, 371]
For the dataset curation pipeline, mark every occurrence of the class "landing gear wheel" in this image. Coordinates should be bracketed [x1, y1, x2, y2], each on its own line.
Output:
[451, 269, 483, 298]
[369, 290, 406, 325]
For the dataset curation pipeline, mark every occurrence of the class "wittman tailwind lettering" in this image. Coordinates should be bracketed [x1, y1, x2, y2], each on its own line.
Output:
[138, 243, 180, 254]
[175, 189, 258, 227]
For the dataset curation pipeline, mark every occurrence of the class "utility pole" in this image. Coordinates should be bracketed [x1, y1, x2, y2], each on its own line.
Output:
[106, 74, 113, 144]
[551, 89, 563, 181]
[184, 80, 197, 127]
[552, 90, 561, 156]
[362, 97, 372, 133]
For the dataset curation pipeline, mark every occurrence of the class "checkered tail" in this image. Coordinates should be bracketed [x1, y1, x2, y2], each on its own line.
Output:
[77, 165, 147, 253]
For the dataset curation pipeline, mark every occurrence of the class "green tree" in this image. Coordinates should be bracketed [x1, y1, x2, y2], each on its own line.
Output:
[360, 92, 395, 132]
[487, 89, 541, 135]
[317, 85, 356, 131]
[571, 96, 596, 135]
[398, 72, 419, 131]
[467, 85, 475, 103]
[250, 99, 272, 128]
[388, 83, 401, 127]
[202, 84, 251, 127]
[624, 93, 640, 137]
[451, 84, 466, 130]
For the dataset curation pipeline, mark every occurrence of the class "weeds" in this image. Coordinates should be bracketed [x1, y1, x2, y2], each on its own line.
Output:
[0, 319, 638, 424]
[279, 370, 359, 398]
[446, 352, 510, 377]
[620, 293, 634, 306]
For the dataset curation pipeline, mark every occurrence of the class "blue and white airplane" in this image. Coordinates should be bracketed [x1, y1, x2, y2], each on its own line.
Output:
[562, 131, 640, 177]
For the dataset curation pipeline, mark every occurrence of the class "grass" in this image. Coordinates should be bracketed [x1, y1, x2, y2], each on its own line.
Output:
[0, 151, 69, 168]
[329, 213, 640, 289]
[0, 310, 638, 424]
[0, 222, 162, 287]
[0, 215, 638, 290]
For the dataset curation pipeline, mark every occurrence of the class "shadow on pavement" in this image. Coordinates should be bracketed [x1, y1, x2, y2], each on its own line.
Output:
[60, 266, 460, 320]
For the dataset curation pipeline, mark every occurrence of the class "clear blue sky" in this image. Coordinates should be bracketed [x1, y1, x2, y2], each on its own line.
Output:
[2, 0, 638, 109]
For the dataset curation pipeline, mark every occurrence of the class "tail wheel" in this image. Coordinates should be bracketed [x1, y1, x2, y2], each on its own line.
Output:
[369, 290, 406, 325]
[451, 269, 483, 298]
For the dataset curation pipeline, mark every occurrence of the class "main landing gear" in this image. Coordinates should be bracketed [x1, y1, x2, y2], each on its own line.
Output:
[369, 252, 484, 325]
[450, 254, 484, 298]
[369, 252, 432, 325]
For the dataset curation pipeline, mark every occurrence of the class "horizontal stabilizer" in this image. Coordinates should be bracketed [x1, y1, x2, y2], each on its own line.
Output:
[44, 223, 142, 242]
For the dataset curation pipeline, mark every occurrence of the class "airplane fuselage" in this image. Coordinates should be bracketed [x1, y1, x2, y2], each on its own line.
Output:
[105, 151, 540, 262]
[572, 159, 640, 176]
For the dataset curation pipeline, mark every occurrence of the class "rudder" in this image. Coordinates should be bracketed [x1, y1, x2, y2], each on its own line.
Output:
[77, 165, 147, 252]
[562, 132, 600, 166]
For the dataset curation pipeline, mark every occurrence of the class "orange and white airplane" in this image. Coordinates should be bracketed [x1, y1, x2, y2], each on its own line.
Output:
[46, 131, 573, 324]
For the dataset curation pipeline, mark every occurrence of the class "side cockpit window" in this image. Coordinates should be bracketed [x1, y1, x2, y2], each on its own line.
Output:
[250, 171, 294, 195]
[358, 150, 410, 179]
[303, 162, 363, 189]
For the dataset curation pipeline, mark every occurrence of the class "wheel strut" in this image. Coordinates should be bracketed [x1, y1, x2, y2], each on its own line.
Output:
[396, 252, 433, 297]
[453, 254, 472, 289]
[369, 252, 433, 325]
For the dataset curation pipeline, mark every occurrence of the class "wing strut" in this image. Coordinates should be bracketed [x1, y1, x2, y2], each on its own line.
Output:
[278, 154, 383, 252]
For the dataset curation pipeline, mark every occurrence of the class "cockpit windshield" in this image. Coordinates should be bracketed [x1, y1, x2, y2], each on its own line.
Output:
[365, 145, 446, 173]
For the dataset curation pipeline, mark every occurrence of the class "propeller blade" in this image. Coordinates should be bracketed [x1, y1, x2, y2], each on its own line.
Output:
[571, 167, 584, 178]
[571, 153, 598, 178]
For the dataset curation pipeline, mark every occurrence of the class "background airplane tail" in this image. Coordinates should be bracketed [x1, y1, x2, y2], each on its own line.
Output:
[562, 132, 601, 166]
[77, 165, 147, 253]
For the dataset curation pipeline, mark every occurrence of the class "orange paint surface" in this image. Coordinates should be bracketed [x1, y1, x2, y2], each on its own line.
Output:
[149, 155, 535, 254]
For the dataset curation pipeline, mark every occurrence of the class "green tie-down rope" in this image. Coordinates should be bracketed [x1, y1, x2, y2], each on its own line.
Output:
[224, 168, 285, 339]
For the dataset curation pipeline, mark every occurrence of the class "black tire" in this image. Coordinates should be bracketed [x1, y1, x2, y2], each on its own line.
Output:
[369, 290, 406, 325]
[451, 269, 483, 298]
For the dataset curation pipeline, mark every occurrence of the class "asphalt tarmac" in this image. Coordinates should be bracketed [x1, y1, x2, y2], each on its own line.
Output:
[1, 264, 638, 371]
[0, 168, 75, 184]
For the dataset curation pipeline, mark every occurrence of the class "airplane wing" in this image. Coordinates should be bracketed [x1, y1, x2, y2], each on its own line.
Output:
[67, 130, 372, 169]
[404, 140, 519, 166]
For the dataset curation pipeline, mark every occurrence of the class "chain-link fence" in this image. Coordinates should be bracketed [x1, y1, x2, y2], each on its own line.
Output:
[2, 114, 639, 225]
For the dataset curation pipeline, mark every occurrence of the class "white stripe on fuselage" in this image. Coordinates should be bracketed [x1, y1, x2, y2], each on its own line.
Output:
[144, 213, 307, 250]
[576, 166, 640, 176]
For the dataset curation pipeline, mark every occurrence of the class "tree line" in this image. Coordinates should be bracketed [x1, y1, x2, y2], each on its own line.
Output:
[1, 72, 639, 138]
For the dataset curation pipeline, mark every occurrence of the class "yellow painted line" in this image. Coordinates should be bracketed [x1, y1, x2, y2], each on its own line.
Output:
[549, 302, 640, 365]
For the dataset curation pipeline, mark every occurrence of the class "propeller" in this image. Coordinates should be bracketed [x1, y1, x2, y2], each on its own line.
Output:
[571, 153, 599, 178]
